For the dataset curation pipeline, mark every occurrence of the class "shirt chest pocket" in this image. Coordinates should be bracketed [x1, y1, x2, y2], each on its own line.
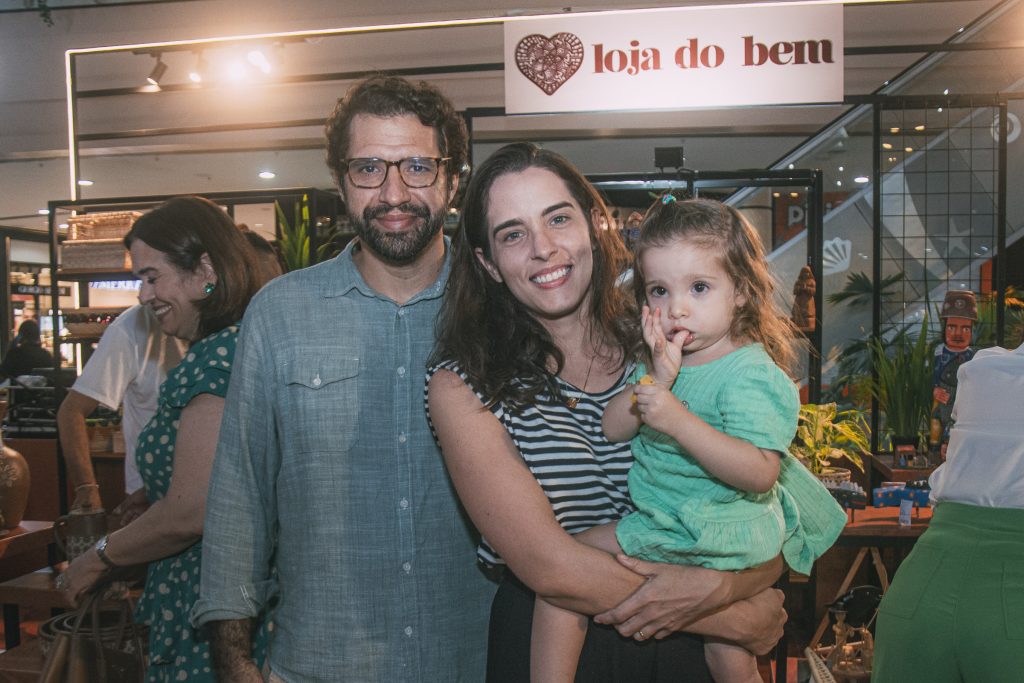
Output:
[284, 355, 360, 454]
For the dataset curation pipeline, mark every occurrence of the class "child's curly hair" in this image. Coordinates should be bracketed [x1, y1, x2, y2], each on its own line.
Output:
[633, 197, 803, 375]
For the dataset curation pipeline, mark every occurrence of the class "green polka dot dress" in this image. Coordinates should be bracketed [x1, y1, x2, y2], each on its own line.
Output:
[134, 325, 263, 682]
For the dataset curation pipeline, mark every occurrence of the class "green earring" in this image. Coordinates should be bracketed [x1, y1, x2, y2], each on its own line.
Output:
[203, 282, 216, 295]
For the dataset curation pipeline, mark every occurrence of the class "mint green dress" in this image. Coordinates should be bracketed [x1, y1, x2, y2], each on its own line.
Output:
[134, 325, 266, 682]
[616, 344, 846, 574]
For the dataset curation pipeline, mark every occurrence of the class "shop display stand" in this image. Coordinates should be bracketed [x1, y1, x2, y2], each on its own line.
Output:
[43, 188, 341, 515]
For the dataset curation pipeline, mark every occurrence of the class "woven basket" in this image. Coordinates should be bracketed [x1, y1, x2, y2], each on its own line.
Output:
[61, 239, 132, 271]
[67, 211, 142, 242]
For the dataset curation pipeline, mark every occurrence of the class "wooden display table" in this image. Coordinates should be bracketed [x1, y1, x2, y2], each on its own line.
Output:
[0, 637, 43, 682]
[0, 522, 53, 565]
[865, 452, 936, 490]
[809, 506, 932, 649]
[0, 522, 57, 650]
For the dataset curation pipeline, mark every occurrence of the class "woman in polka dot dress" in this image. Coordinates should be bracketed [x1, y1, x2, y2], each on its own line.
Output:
[60, 196, 281, 682]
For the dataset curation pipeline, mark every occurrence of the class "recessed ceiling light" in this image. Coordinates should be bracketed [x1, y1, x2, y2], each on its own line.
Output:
[836, 180, 842, 187]
[882, 143, 892, 150]
[838, 166, 844, 172]
[905, 147, 914, 153]
[926, 247, 933, 253]
[788, 164, 794, 170]
[77, 179, 94, 186]
[37, 209, 49, 215]
[943, 88, 950, 95]
[254, 223, 264, 228]
[772, 192, 780, 198]
[890, 127, 900, 134]
[937, 107, 943, 113]
[789, 192, 799, 198]
[914, 125, 925, 132]
[258, 170, 276, 179]
[59, 223, 69, 229]
[854, 176, 869, 184]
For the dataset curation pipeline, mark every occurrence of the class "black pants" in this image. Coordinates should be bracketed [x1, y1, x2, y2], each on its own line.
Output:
[486, 573, 712, 683]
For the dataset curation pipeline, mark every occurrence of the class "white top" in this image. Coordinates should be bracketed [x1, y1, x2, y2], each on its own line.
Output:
[929, 343, 1024, 509]
[71, 304, 186, 492]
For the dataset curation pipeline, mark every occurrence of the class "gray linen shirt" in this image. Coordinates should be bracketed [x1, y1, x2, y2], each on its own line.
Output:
[193, 238, 494, 681]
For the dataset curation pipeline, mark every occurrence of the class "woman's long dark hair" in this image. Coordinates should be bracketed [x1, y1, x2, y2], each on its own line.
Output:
[433, 143, 638, 410]
[125, 196, 265, 341]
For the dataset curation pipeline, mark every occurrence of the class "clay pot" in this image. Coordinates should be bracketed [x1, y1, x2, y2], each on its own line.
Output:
[0, 401, 30, 534]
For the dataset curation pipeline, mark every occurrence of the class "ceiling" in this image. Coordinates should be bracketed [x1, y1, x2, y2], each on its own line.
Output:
[0, 0, 1015, 235]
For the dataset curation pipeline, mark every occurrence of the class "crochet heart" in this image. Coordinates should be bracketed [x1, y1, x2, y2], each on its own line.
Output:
[514, 32, 584, 96]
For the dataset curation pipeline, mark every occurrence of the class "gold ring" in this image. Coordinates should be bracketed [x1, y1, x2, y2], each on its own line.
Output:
[636, 630, 647, 640]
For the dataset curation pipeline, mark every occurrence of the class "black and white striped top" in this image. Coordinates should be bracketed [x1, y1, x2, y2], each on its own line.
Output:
[427, 360, 636, 567]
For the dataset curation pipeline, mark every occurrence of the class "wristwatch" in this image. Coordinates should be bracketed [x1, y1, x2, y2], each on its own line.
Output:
[94, 535, 119, 569]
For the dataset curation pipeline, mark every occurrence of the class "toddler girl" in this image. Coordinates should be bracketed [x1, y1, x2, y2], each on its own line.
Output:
[532, 197, 847, 682]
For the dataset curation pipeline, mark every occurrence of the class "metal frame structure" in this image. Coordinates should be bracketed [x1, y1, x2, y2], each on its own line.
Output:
[0, 225, 52, 358]
[867, 93, 1012, 453]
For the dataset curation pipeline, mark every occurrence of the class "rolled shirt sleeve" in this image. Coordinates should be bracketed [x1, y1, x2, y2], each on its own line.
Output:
[192, 296, 279, 626]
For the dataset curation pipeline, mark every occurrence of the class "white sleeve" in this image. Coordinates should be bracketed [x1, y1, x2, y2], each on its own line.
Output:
[71, 322, 140, 411]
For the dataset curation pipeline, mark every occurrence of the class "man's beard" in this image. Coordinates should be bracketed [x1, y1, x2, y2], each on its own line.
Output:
[350, 202, 445, 264]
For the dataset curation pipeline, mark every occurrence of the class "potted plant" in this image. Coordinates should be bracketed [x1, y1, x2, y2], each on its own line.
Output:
[867, 316, 933, 455]
[791, 402, 870, 487]
[275, 196, 312, 272]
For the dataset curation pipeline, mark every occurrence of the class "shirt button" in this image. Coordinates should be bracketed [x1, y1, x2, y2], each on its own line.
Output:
[404, 626, 413, 636]
[399, 498, 409, 509]
[402, 562, 412, 572]
[398, 433, 407, 444]
[398, 309, 407, 317]
[312, 374, 321, 387]
[397, 366, 406, 377]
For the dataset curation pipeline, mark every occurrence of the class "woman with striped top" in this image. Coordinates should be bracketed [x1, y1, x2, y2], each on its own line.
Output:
[427, 143, 786, 682]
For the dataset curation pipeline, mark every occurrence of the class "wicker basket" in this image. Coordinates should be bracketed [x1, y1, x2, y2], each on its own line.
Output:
[66, 211, 142, 242]
[65, 307, 127, 337]
[61, 239, 132, 271]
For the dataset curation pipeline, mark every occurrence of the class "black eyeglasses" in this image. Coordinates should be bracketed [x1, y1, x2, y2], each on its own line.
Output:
[342, 157, 450, 189]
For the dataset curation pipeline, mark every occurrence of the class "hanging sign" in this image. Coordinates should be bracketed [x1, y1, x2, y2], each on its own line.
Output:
[12, 284, 71, 297]
[504, 3, 843, 114]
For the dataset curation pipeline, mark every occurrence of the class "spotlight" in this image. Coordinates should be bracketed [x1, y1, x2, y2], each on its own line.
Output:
[147, 54, 168, 86]
[188, 53, 207, 84]
[258, 170, 276, 180]
[247, 49, 272, 75]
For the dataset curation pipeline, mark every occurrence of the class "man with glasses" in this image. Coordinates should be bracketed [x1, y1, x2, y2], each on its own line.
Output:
[193, 75, 495, 681]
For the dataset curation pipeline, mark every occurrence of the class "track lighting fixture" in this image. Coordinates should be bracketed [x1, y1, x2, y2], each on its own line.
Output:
[147, 54, 168, 86]
[188, 52, 207, 84]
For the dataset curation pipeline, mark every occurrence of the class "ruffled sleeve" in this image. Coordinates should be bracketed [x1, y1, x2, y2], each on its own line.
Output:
[717, 361, 799, 454]
[165, 325, 239, 409]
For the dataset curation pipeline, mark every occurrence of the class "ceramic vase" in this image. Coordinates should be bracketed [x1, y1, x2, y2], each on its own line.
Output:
[0, 401, 31, 534]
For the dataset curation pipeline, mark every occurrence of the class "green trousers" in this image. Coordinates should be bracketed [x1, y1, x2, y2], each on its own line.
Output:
[873, 502, 1024, 682]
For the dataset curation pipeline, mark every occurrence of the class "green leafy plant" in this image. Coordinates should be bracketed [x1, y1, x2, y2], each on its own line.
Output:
[824, 271, 907, 406]
[867, 316, 933, 445]
[791, 403, 870, 475]
[826, 271, 905, 308]
[974, 286, 1024, 349]
[275, 196, 311, 272]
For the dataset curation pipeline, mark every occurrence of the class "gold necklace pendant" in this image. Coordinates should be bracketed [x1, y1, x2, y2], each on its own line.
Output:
[565, 397, 579, 409]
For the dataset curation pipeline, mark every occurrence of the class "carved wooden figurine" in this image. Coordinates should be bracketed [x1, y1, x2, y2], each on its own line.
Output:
[792, 265, 817, 333]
